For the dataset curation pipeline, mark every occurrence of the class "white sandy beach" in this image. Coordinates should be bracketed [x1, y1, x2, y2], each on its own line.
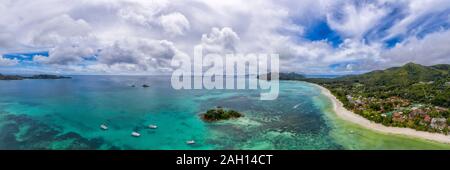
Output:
[314, 84, 450, 144]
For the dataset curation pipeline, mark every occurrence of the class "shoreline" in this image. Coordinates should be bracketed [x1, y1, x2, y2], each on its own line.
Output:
[312, 83, 450, 144]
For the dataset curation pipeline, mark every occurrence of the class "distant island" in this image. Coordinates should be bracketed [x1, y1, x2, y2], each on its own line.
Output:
[0, 74, 71, 80]
[257, 72, 305, 81]
[200, 107, 243, 121]
[259, 63, 450, 136]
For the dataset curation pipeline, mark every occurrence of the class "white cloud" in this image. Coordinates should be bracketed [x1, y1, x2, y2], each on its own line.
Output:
[117, 1, 165, 27]
[385, 0, 450, 40]
[0, 56, 19, 66]
[1, 0, 303, 74]
[34, 35, 98, 65]
[97, 37, 183, 72]
[0, 32, 16, 49]
[159, 12, 190, 36]
[0, 0, 449, 74]
[273, 38, 385, 73]
[383, 29, 450, 66]
[200, 27, 240, 54]
[326, 1, 389, 39]
[31, 14, 92, 46]
[116, 1, 190, 37]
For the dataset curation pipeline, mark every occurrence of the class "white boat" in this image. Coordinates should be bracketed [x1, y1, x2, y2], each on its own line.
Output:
[131, 132, 141, 137]
[100, 124, 108, 130]
[186, 140, 195, 145]
[148, 124, 158, 129]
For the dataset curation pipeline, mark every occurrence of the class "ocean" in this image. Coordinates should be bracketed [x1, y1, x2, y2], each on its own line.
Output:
[0, 76, 449, 149]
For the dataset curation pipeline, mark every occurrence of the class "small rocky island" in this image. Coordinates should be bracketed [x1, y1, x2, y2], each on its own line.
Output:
[200, 107, 243, 121]
[0, 74, 71, 80]
[0, 74, 23, 80]
[27, 74, 71, 79]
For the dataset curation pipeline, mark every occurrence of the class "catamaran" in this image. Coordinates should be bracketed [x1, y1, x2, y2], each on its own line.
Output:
[131, 132, 141, 137]
[100, 124, 108, 130]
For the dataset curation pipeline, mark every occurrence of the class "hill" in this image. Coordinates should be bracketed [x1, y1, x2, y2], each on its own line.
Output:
[0, 74, 71, 80]
[304, 63, 450, 133]
[259, 63, 450, 133]
[257, 72, 305, 81]
[333, 62, 449, 86]
[308, 63, 450, 107]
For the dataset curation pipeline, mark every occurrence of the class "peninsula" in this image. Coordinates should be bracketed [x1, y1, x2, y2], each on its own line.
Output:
[0, 74, 71, 80]
[260, 63, 450, 143]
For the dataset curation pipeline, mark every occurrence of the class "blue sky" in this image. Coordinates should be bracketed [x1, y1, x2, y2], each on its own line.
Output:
[3, 51, 49, 61]
[1, 0, 450, 75]
[303, 20, 344, 47]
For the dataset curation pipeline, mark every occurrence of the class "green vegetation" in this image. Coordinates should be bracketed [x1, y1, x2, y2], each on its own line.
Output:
[0, 74, 24, 80]
[257, 72, 305, 81]
[262, 63, 450, 134]
[0, 74, 70, 80]
[27, 74, 71, 79]
[308, 63, 450, 107]
[201, 108, 243, 121]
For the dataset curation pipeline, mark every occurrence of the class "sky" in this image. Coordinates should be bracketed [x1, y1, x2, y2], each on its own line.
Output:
[0, 0, 450, 75]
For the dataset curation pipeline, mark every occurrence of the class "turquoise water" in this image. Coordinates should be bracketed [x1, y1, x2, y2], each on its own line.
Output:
[0, 76, 449, 150]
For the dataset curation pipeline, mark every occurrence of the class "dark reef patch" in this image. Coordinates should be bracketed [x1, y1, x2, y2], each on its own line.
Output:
[200, 92, 344, 149]
[0, 113, 113, 149]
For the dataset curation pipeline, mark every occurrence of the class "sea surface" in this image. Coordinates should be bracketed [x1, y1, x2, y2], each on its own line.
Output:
[0, 76, 449, 150]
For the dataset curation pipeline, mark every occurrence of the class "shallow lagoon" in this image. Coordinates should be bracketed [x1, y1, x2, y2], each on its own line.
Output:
[0, 76, 449, 149]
